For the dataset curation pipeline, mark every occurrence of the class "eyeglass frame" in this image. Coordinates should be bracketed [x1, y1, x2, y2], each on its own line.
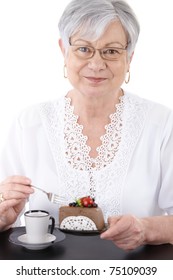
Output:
[69, 39, 128, 61]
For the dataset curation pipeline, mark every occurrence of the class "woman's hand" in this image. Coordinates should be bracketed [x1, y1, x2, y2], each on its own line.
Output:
[100, 215, 146, 251]
[0, 175, 34, 231]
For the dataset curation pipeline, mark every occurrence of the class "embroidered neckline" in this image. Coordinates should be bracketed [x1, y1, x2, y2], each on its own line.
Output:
[64, 95, 125, 171]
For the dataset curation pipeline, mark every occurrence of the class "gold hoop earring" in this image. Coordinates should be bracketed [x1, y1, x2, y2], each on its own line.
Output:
[125, 70, 130, 84]
[63, 65, 68, 78]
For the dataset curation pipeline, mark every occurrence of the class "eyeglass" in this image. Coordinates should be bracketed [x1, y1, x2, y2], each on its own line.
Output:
[69, 42, 128, 61]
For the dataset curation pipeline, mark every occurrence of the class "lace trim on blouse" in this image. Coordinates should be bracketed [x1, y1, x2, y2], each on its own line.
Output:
[64, 96, 124, 171]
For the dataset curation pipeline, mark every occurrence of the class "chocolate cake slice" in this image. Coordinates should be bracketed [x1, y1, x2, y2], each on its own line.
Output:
[59, 196, 105, 231]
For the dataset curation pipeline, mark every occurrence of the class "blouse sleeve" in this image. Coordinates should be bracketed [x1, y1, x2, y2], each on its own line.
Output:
[0, 115, 28, 227]
[159, 110, 173, 214]
[0, 115, 26, 181]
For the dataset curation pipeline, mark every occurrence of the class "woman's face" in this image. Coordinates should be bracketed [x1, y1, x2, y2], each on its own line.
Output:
[59, 21, 132, 99]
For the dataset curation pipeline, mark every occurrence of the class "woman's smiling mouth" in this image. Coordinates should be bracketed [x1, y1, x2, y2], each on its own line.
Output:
[85, 77, 107, 83]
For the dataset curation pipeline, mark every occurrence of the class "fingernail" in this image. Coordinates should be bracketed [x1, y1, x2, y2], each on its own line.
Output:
[25, 178, 31, 184]
[100, 233, 105, 239]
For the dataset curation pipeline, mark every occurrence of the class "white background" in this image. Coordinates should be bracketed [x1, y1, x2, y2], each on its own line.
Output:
[0, 0, 173, 152]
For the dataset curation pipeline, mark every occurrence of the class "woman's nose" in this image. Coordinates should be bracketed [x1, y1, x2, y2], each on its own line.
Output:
[87, 51, 107, 71]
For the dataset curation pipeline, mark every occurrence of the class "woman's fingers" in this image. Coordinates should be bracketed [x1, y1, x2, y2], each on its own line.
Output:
[0, 176, 34, 208]
[100, 215, 146, 250]
[0, 176, 33, 231]
[0, 175, 34, 196]
[1, 175, 31, 185]
[1, 190, 31, 200]
[0, 198, 25, 211]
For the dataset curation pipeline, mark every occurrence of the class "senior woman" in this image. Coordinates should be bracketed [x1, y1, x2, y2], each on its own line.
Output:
[1, 0, 173, 251]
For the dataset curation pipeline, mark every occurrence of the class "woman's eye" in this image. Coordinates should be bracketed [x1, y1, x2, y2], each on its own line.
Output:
[104, 48, 119, 54]
[78, 47, 91, 53]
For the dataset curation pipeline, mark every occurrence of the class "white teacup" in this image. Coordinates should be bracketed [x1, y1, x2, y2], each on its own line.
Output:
[24, 210, 55, 244]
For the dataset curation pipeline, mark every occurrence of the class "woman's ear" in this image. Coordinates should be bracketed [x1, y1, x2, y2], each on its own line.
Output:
[58, 38, 66, 57]
[127, 51, 134, 71]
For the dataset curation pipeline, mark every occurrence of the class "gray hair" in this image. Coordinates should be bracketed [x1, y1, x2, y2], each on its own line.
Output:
[58, 0, 140, 56]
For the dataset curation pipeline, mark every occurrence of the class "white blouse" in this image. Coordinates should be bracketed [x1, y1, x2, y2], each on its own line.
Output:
[1, 91, 173, 225]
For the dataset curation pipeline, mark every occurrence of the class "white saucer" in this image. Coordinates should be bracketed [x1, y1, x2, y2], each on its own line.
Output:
[9, 227, 66, 250]
[18, 233, 56, 245]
